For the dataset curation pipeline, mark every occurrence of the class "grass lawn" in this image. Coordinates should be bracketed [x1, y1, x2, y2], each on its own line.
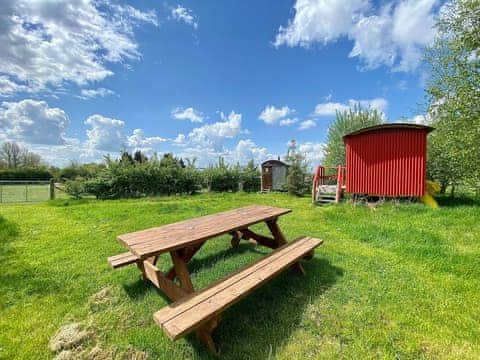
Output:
[1, 193, 479, 359]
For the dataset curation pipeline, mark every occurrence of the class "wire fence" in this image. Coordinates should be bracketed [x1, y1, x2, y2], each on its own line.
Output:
[0, 180, 55, 203]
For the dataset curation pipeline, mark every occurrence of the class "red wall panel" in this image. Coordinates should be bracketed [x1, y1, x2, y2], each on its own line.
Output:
[345, 128, 428, 197]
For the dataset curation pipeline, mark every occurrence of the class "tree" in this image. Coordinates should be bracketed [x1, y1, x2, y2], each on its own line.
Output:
[425, 0, 480, 193]
[323, 105, 383, 166]
[0, 142, 21, 168]
[20, 149, 42, 168]
[159, 153, 185, 168]
[285, 140, 309, 196]
[0, 142, 43, 169]
[133, 150, 148, 164]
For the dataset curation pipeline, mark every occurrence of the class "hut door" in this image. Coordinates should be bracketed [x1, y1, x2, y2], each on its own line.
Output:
[262, 166, 272, 190]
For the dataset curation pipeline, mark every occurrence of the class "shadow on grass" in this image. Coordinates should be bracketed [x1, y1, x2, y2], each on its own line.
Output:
[187, 242, 268, 275]
[123, 242, 267, 302]
[123, 251, 343, 359]
[436, 195, 480, 207]
[192, 257, 343, 359]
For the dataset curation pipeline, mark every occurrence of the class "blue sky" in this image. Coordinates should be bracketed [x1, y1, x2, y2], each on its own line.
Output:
[0, 0, 443, 166]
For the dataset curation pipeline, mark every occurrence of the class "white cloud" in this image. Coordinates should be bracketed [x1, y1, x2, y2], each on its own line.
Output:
[171, 5, 198, 29]
[0, 0, 158, 95]
[259, 105, 294, 125]
[176, 138, 272, 168]
[403, 114, 433, 125]
[0, 99, 68, 145]
[127, 128, 166, 152]
[298, 119, 317, 130]
[0, 76, 35, 97]
[80, 88, 115, 99]
[173, 133, 187, 146]
[188, 111, 242, 147]
[279, 117, 299, 126]
[313, 102, 350, 116]
[84, 114, 126, 152]
[228, 139, 271, 165]
[171, 111, 270, 166]
[275, 0, 439, 71]
[297, 142, 325, 166]
[313, 97, 388, 116]
[171, 107, 204, 123]
[275, 0, 368, 47]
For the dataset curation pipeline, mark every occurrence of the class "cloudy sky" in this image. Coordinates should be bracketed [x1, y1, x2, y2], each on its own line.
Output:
[0, 0, 443, 167]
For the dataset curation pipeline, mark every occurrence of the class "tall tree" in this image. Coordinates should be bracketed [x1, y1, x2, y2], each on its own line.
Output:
[0, 142, 21, 168]
[323, 105, 383, 166]
[425, 0, 480, 193]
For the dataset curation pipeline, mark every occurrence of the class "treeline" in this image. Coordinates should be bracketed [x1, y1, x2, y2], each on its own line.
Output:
[0, 142, 53, 180]
[64, 152, 261, 199]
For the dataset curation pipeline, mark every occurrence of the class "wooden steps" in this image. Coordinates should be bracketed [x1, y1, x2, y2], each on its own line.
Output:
[153, 236, 323, 340]
[107, 251, 139, 269]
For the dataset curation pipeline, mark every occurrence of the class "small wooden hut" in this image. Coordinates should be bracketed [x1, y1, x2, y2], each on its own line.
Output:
[261, 159, 288, 192]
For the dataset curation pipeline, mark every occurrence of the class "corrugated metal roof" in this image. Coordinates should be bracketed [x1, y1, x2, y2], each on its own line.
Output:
[343, 123, 434, 140]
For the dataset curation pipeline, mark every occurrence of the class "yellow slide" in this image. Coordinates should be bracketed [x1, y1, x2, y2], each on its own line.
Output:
[420, 180, 440, 208]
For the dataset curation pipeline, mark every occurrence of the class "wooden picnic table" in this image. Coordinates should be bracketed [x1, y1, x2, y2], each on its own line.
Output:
[108, 205, 323, 354]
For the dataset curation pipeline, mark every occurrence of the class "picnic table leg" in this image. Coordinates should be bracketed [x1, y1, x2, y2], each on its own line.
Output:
[170, 250, 195, 293]
[136, 256, 159, 281]
[165, 242, 205, 280]
[170, 250, 219, 354]
[266, 218, 306, 275]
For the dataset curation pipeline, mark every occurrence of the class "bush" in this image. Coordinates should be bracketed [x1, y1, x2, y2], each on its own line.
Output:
[0, 168, 52, 180]
[64, 179, 85, 199]
[203, 167, 241, 192]
[82, 163, 202, 199]
[58, 163, 105, 180]
[286, 153, 310, 196]
[241, 169, 261, 192]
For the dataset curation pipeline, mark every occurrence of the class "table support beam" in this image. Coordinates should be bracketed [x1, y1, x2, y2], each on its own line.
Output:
[238, 228, 277, 249]
[143, 261, 188, 301]
[267, 218, 306, 275]
[165, 242, 205, 280]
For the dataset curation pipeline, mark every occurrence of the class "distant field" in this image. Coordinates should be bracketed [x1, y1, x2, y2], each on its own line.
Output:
[1, 193, 479, 359]
[0, 183, 66, 203]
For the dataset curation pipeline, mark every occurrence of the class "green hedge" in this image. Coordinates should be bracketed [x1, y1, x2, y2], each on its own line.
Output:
[82, 165, 201, 199]
[0, 168, 52, 180]
[67, 158, 261, 199]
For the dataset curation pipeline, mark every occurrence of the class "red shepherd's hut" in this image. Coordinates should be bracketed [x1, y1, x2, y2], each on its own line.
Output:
[342, 123, 434, 197]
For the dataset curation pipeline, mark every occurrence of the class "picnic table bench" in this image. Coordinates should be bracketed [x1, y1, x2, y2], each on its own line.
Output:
[108, 205, 323, 354]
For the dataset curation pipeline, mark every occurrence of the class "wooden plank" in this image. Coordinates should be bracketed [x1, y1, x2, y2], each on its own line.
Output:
[118, 205, 291, 259]
[153, 237, 313, 324]
[154, 237, 323, 340]
[238, 228, 277, 249]
[143, 261, 188, 301]
[166, 242, 205, 280]
[170, 251, 195, 293]
[107, 252, 139, 268]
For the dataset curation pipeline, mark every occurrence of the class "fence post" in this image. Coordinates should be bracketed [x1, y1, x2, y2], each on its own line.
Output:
[50, 179, 55, 200]
[335, 164, 343, 203]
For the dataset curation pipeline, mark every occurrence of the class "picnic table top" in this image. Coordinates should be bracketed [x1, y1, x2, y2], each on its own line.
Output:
[118, 205, 291, 258]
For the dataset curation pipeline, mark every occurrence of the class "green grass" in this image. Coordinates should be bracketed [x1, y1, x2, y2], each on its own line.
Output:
[1, 193, 479, 359]
[0, 184, 52, 203]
